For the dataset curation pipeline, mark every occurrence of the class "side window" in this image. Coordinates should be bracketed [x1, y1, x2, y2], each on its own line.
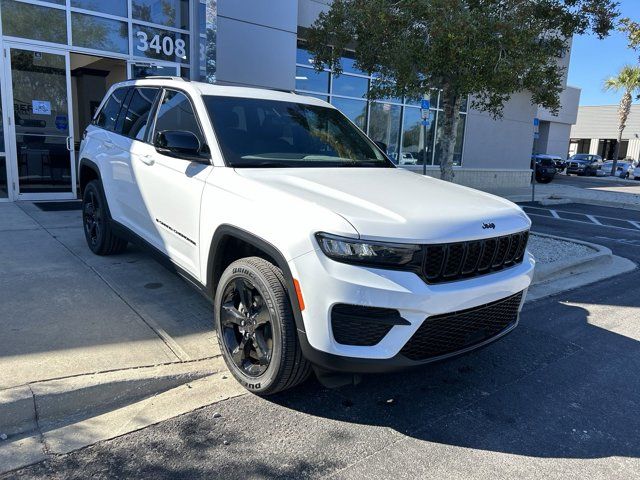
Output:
[95, 88, 129, 132]
[153, 90, 206, 148]
[120, 88, 160, 141]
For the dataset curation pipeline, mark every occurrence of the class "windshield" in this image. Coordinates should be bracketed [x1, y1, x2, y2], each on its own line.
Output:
[539, 159, 555, 166]
[203, 96, 392, 168]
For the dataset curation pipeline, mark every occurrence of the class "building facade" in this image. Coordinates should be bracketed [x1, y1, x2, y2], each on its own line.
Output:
[570, 104, 640, 162]
[0, 0, 577, 202]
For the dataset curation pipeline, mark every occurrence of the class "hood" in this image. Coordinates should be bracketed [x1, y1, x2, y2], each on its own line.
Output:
[235, 167, 531, 243]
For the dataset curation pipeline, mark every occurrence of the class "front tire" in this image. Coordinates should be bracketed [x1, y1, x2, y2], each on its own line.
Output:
[214, 257, 311, 395]
[82, 180, 127, 255]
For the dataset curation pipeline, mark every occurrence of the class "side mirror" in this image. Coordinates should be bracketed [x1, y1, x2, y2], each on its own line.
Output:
[155, 130, 208, 161]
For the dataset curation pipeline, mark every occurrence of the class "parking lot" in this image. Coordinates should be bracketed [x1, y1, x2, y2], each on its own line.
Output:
[3, 201, 639, 480]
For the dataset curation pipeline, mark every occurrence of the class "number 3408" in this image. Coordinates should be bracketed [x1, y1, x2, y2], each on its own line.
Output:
[136, 31, 187, 59]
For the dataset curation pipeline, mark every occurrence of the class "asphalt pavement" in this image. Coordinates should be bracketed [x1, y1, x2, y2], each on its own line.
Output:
[6, 203, 640, 480]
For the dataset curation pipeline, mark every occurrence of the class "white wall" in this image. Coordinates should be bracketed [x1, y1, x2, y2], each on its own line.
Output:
[463, 92, 536, 171]
[216, 0, 298, 90]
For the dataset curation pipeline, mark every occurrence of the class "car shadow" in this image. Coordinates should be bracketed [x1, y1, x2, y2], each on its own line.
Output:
[264, 293, 640, 460]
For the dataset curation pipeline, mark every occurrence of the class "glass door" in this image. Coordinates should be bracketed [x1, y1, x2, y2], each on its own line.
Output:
[4, 45, 76, 200]
[0, 79, 8, 200]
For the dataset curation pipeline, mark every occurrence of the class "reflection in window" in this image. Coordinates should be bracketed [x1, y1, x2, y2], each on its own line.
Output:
[96, 88, 129, 132]
[1, 0, 67, 44]
[331, 97, 368, 132]
[72, 13, 129, 54]
[332, 74, 368, 99]
[132, 0, 190, 30]
[296, 67, 329, 93]
[434, 114, 466, 166]
[401, 107, 435, 166]
[132, 64, 176, 78]
[296, 46, 314, 67]
[0, 82, 5, 198]
[200, 1, 217, 83]
[71, 0, 127, 17]
[121, 88, 160, 140]
[368, 102, 401, 159]
[154, 90, 205, 147]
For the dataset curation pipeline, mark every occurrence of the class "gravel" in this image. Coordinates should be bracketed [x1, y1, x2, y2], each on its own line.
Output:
[528, 233, 595, 265]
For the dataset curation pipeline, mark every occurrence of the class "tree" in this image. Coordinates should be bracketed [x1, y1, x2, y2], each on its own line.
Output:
[603, 65, 640, 175]
[620, 17, 640, 65]
[306, 0, 618, 181]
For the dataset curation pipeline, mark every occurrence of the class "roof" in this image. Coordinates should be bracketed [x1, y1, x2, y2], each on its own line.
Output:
[570, 104, 640, 139]
[109, 77, 333, 108]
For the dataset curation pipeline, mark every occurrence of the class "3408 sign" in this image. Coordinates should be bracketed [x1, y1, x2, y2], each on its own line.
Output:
[135, 31, 187, 61]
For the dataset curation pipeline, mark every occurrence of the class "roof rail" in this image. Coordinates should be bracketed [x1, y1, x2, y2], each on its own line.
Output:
[138, 76, 189, 82]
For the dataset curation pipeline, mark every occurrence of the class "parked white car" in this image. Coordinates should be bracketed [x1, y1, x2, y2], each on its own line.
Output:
[78, 78, 534, 394]
[602, 160, 634, 178]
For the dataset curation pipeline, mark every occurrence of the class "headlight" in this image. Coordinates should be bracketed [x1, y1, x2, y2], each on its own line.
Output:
[315, 232, 420, 267]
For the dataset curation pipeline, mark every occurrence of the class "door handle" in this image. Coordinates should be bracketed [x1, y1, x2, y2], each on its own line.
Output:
[103, 139, 114, 148]
[66, 136, 73, 151]
[139, 154, 155, 166]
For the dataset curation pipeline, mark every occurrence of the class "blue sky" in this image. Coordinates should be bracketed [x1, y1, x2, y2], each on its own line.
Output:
[567, 0, 638, 106]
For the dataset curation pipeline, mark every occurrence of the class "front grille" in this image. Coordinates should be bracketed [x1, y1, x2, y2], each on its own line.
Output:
[400, 291, 523, 361]
[422, 231, 528, 284]
[331, 304, 405, 346]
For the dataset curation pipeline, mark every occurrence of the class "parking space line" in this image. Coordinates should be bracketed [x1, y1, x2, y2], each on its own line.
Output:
[523, 205, 640, 223]
[586, 215, 602, 226]
[549, 209, 560, 219]
[524, 211, 640, 233]
[629, 220, 640, 230]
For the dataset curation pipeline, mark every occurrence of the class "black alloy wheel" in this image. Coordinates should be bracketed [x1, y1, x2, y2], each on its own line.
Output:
[82, 180, 127, 255]
[220, 277, 274, 377]
[83, 186, 103, 248]
[214, 257, 311, 395]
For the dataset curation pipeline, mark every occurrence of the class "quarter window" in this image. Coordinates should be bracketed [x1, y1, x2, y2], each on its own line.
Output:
[95, 88, 129, 132]
[121, 88, 160, 140]
[153, 90, 205, 147]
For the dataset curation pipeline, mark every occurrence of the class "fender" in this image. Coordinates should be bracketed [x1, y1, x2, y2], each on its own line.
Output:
[78, 158, 102, 194]
[207, 225, 306, 333]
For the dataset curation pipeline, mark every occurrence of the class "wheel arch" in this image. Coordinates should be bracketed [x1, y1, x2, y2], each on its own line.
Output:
[78, 158, 101, 196]
[207, 225, 306, 333]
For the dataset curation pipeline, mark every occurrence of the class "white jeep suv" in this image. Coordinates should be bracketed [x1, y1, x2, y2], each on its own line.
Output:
[79, 77, 534, 394]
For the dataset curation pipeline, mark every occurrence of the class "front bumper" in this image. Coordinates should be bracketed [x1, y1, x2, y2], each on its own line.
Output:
[289, 247, 535, 372]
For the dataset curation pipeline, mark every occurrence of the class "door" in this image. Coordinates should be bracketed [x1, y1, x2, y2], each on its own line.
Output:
[4, 45, 76, 200]
[131, 88, 211, 275]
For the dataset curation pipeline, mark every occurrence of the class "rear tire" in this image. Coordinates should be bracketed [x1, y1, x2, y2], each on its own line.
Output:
[82, 180, 127, 255]
[214, 257, 311, 395]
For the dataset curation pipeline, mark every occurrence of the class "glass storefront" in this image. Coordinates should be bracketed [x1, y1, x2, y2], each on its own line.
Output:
[0, 0, 215, 79]
[295, 41, 468, 167]
[0, 0, 217, 200]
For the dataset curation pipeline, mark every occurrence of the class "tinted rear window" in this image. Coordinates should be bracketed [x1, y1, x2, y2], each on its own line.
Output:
[121, 88, 160, 140]
[96, 87, 129, 131]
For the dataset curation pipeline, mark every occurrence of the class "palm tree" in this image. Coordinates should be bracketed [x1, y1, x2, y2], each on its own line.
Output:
[603, 65, 640, 176]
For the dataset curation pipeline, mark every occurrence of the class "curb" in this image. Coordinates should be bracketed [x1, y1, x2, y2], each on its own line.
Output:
[0, 357, 224, 440]
[0, 369, 246, 475]
[530, 232, 612, 285]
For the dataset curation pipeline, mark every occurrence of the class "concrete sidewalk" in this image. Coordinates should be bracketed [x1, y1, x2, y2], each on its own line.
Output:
[483, 175, 640, 210]
[0, 202, 221, 431]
